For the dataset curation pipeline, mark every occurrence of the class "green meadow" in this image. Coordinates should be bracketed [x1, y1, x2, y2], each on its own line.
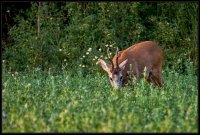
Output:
[2, 63, 198, 133]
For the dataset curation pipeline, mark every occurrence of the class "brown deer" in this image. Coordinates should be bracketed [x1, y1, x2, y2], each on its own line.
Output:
[97, 41, 164, 89]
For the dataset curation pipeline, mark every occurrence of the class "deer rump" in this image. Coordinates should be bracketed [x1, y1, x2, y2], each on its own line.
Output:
[112, 41, 164, 87]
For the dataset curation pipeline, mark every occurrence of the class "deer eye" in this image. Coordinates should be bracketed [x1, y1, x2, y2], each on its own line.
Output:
[120, 76, 123, 81]
[109, 77, 112, 81]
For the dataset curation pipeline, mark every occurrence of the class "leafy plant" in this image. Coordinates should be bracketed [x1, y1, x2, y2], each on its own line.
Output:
[2, 61, 197, 132]
[3, 2, 198, 75]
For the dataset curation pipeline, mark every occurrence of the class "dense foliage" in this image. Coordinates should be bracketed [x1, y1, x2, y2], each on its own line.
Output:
[2, 62, 197, 132]
[2, 2, 198, 74]
[2, 2, 198, 133]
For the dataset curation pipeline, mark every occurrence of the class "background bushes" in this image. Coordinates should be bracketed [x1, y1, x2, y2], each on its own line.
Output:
[2, 2, 198, 75]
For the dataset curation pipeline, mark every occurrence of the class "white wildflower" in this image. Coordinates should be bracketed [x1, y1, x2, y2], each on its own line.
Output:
[36, 67, 40, 71]
[98, 48, 102, 51]
[15, 72, 18, 75]
[25, 103, 28, 108]
[25, 83, 31, 88]
[88, 48, 92, 52]
[64, 109, 68, 113]
[83, 55, 85, 58]
[2, 111, 6, 118]
[59, 49, 62, 52]
[86, 52, 89, 55]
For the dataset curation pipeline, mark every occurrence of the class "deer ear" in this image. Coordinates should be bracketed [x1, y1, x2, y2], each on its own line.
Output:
[119, 59, 128, 70]
[96, 59, 111, 72]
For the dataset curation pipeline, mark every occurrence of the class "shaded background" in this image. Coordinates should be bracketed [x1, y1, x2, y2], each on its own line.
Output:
[2, 2, 198, 75]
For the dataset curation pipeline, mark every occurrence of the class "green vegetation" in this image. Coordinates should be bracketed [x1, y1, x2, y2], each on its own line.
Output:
[2, 2, 198, 133]
[2, 61, 197, 132]
[3, 2, 198, 74]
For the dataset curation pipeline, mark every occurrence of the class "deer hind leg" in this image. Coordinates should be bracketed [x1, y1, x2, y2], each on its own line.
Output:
[144, 68, 155, 84]
[151, 68, 163, 87]
[146, 72, 157, 85]
[145, 71, 152, 83]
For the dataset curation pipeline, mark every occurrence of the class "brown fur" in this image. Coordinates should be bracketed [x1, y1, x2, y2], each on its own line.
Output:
[112, 41, 164, 87]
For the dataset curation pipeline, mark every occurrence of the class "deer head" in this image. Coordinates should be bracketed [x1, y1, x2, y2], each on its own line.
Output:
[97, 47, 128, 89]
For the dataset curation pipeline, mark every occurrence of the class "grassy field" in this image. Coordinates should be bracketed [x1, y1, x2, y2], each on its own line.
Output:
[2, 63, 198, 133]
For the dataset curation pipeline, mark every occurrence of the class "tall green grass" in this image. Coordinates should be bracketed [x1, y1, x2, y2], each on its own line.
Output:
[2, 63, 198, 133]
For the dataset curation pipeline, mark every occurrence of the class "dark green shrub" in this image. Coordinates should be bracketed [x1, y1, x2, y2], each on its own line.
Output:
[3, 2, 198, 75]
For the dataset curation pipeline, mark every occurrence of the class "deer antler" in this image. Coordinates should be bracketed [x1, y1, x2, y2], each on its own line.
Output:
[116, 47, 119, 69]
[107, 48, 114, 71]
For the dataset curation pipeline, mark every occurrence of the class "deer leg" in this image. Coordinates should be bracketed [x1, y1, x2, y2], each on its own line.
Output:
[146, 72, 157, 85]
[151, 68, 163, 87]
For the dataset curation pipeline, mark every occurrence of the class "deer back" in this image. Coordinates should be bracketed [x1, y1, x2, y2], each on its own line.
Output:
[112, 41, 164, 83]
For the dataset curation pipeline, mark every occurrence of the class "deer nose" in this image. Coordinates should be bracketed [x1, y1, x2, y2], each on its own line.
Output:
[113, 86, 120, 90]
[113, 83, 122, 90]
[120, 76, 123, 81]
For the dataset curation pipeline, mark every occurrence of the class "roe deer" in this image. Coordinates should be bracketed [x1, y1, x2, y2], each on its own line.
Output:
[97, 41, 164, 89]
